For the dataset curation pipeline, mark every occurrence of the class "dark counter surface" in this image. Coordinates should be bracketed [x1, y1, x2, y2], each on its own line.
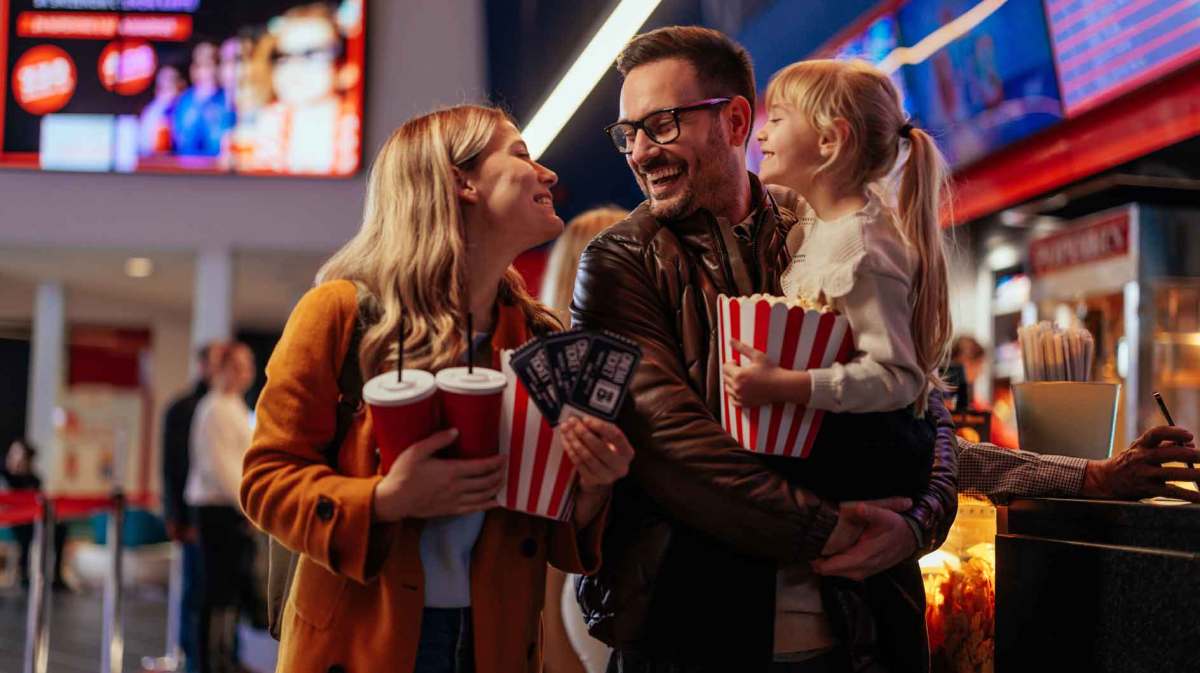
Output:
[996, 497, 1200, 673]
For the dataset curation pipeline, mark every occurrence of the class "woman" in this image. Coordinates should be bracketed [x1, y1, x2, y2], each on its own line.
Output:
[185, 341, 257, 673]
[1, 438, 67, 590]
[537, 207, 627, 673]
[240, 105, 634, 673]
[538, 206, 627, 326]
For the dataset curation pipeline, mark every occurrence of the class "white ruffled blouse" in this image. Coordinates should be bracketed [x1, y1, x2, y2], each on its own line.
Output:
[780, 194, 925, 413]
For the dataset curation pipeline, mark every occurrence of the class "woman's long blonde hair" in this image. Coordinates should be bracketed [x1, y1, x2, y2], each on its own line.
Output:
[316, 104, 558, 377]
[539, 206, 628, 323]
[766, 59, 953, 413]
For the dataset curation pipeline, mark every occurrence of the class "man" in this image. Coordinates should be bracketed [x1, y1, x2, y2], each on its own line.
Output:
[162, 343, 219, 672]
[956, 427, 1200, 505]
[572, 26, 957, 672]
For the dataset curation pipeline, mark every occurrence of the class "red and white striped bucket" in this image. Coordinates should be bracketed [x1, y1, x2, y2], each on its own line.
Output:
[497, 350, 577, 520]
[717, 294, 854, 458]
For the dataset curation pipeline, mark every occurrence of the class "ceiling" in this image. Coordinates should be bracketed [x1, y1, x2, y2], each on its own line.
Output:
[0, 246, 327, 331]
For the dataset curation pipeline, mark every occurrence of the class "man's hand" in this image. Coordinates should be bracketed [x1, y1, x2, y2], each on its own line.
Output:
[813, 500, 918, 581]
[1082, 426, 1200, 502]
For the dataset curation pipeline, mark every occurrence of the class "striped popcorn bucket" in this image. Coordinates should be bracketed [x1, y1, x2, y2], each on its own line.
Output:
[717, 294, 855, 458]
[497, 350, 577, 521]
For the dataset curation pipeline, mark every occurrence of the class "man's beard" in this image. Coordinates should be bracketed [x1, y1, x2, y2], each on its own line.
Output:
[637, 124, 741, 221]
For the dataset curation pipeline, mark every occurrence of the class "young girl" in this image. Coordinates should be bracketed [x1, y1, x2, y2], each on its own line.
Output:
[240, 105, 634, 673]
[724, 58, 953, 501]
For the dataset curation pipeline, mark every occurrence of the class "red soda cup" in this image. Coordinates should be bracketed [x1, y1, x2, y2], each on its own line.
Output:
[363, 369, 438, 473]
[435, 367, 507, 459]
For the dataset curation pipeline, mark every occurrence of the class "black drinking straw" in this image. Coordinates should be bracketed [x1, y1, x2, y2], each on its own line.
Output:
[467, 312, 475, 374]
[396, 307, 404, 383]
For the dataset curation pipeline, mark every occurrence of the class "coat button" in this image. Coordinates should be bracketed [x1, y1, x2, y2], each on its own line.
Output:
[520, 537, 537, 558]
[328, 666, 345, 673]
[316, 497, 335, 522]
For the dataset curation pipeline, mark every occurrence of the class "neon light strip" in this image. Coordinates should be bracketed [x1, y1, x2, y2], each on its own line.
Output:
[878, 0, 1008, 74]
[522, 0, 662, 160]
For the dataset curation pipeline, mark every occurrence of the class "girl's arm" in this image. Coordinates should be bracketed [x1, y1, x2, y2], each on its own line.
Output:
[724, 268, 924, 412]
[807, 268, 925, 413]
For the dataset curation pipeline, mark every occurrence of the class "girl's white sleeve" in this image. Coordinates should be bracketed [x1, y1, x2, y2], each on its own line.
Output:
[807, 266, 925, 413]
[797, 204, 926, 414]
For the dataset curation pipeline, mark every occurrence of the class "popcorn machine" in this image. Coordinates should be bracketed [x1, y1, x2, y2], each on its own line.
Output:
[1025, 204, 1200, 451]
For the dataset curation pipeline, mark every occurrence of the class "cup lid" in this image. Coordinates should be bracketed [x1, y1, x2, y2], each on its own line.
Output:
[363, 370, 437, 406]
[435, 367, 507, 395]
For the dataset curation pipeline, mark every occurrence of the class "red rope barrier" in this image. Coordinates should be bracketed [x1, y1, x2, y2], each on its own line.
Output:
[0, 490, 158, 526]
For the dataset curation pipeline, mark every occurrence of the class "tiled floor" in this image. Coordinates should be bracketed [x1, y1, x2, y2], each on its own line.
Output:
[0, 584, 170, 673]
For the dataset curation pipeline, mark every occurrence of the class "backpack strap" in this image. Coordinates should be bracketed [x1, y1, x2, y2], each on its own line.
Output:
[321, 282, 370, 467]
[266, 283, 372, 641]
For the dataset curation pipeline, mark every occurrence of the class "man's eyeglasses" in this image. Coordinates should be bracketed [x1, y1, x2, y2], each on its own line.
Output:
[604, 97, 731, 154]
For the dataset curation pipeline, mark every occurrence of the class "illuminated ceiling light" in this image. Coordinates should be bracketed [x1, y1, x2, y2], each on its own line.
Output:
[879, 0, 1007, 74]
[985, 244, 1019, 271]
[125, 257, 154, 278]
[522, 0, 663, 160]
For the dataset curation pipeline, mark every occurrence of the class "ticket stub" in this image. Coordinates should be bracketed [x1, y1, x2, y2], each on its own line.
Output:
[565, 331, 642, 422]
[541, 329, 592, 398]
[509, 338, 562, 423]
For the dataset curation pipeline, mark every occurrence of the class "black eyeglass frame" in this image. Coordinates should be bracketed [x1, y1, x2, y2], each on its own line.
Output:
[603, 97, 732, 154]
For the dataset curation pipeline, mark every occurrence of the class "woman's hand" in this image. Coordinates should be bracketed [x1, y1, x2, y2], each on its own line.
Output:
[723, 340, 808, 407]
[372, 428, 506, 522]
[560, 415, 634, 528]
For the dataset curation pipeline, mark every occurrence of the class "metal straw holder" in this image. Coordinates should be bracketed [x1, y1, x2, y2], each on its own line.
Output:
[1014, 382, 1120, 460]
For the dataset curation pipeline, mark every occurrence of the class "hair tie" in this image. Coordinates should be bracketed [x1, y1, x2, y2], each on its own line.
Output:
[898, 122, 914, 140]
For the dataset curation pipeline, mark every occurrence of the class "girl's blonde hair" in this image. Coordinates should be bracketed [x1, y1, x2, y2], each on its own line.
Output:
[539, 206, 628, 322]
[766, 59, 953, 413]
[316, 104, 559, 378]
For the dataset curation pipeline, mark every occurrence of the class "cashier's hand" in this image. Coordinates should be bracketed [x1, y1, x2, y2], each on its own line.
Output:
[1082, 425, 1200, 502]
[372, 428, 506, 521]
[559, 415, 634, 491]
[812, 498, 916, 581]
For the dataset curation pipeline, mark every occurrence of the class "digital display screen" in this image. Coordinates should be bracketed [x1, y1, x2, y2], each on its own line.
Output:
[830, 12, 914, 115]
[1044, 0, 1200, 116]
[0, 0, 364, 176]
[898, 0, 1065, 167]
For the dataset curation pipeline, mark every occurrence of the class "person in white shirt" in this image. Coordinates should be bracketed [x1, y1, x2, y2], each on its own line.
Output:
[184, 341, 256, 673]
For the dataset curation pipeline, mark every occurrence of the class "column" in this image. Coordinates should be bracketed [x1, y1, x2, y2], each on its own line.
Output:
[26, 282, 65, 484]
[190, 249, 234, 370]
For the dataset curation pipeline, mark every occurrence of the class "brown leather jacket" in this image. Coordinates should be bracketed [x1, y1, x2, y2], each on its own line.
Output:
[571, 176, 958, 671]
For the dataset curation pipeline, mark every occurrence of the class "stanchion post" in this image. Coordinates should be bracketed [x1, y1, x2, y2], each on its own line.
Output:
[22, 495, 54, 673]
[101, 490, 126, 673]
[140, 540, 184, 672]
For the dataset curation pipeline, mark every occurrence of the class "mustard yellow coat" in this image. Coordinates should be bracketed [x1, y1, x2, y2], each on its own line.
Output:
[240, 280, 604, 673]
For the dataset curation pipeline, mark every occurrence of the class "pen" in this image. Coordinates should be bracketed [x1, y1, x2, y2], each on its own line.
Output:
[1153, 392, 1175, 426]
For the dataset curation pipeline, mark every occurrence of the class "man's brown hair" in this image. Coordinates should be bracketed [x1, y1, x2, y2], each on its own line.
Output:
[616, 25, 756, 121]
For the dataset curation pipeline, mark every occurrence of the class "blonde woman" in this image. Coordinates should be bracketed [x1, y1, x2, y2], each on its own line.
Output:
[240, 105, 635, 673]
[538, 206, 627, 325]
[537, 207, 627, 673]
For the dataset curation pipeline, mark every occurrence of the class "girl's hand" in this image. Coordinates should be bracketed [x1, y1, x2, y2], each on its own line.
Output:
[372, 428, 506, 522]
[559, 415, 634, 491]
[723, 340, 787, 408]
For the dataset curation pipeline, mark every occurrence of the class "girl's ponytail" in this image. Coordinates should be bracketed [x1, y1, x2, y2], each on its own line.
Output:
[897, 126, 953, 415]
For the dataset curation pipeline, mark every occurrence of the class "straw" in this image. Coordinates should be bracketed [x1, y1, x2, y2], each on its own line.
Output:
[397, 306, 405, 383]
[1019, 322, 1096, 382]
[467, 311, 475, 375]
